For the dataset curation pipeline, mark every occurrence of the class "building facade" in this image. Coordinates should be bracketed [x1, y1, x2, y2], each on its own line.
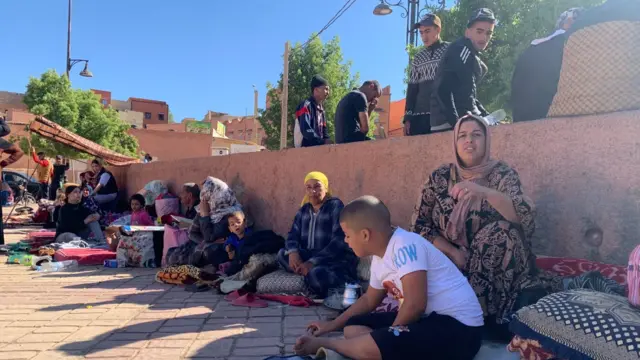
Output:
[91, 90, 169, 127]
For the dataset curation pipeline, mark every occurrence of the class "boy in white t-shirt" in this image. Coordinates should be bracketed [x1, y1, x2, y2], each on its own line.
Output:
[295, 196, 484, 360]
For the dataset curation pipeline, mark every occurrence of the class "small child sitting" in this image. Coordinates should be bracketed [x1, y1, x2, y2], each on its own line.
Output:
[224, 211, 252, 260]
[295, 196, 484, 360]
[106, 194, 154, 251]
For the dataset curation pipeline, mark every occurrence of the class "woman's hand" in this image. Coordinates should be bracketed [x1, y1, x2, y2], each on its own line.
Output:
[199, 201, 210, 217]
[298, 262, 313, 276]
[450, 181, 488, 201]
[306, 320, 337, 337]
[449, 247, 469, 269]
[288, 251, 303, 273]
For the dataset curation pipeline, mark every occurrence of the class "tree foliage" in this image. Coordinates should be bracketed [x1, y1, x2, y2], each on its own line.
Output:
[407, 0, 604, 111]
[21, 70, 139, 158]
[258, 36, 360, 150]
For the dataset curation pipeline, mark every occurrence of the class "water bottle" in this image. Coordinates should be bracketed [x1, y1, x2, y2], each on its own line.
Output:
[36, 260, 78, 273]
[484, 109, 506, 126]
[30, 255, 53, 270]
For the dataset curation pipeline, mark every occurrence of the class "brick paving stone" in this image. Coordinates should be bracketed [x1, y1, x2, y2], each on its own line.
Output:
[196, 327, 245, 341]
[30, 350, 86, 360]
[235, 337, 281, 348]
[205, 318, 246, 325]
[284, 315, 320, 327]
[242, 322, 282, 338]
[98, 309, 142, 320]
[132, 348, 187, 360]
[175, 307, 213, 319]
[84, 347, 138, 358]
[284, 307, 318, 316]
[147, 339, 194, 348]
[51, 319, 93, 327]
[233, 346, 282, 356]
[33, 326, 80, 333]
[148, 332, 198, 340]
[122, 320, 164, 333]
[1, 342, 57, 351]
[227, 357, 266, 360]
[0, 351, 38, 359]
[59, 312, 104, 320]
[209, 309, 248, 318]
[246, 316, 282, 323]
[6, 320, 50, 328]
[284, 327, 307, 337]
[89, 319, 129, 327]
[106, 332, 150, 341]
[64, 326, 117, 342]
[249, 307, 283, 317]
[16, 332, 71, 343]
[185, 339, 234, 358]
[163, 318, 205, 327]
[134, 311, 178, 320]
[92, 340, 149, 349]
[157, 325, 201, 333]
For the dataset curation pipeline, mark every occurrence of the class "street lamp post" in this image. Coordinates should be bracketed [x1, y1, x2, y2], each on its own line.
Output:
[373, 0, 445, 47]
[65, 0, 93, 78]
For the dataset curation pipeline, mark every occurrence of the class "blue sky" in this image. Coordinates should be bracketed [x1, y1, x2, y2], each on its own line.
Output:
[1, 0, 420, 122]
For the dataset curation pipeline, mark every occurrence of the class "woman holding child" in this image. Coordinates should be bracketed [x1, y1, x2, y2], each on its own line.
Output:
[165, 177, 241, 268]
[411, 114, 557, 325]
[278, 171, 357, 298]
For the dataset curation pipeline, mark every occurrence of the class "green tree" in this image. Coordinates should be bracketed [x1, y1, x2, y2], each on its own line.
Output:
[21, 70, 139, 158]
[258, 36, 360, 150]
[168, 112, 175, 123]
[368, 111, 379, 138]
[407, 0, 604, 112]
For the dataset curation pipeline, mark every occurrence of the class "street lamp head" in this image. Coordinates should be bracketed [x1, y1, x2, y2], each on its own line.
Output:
[79, 61, 93, 77]
[373, 2, 393, 15]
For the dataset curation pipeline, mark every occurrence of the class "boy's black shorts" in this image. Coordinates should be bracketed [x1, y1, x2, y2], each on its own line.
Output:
[345, 312, 482, 360]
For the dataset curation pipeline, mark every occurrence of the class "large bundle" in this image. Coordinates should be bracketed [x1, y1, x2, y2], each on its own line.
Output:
[28, 116, 139, 166]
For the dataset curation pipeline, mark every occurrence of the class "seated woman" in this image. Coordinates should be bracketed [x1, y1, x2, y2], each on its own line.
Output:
[108, 194, 156, 267]
[278, 171, 357, 298]
[165, 177, 241, 268]
[410, 115, 556, 327]
[90, 158, 119, 208]
[55, 185, 105, 243]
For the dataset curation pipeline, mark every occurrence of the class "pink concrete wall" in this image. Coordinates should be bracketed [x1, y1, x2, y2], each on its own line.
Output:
[124, 110, 640, 265]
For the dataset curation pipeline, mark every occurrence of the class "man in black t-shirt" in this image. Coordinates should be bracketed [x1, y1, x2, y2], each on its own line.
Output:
[334, 81, 382, 144]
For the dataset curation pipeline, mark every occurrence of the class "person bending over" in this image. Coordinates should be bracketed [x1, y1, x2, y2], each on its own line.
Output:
[295, 196, 483, 360]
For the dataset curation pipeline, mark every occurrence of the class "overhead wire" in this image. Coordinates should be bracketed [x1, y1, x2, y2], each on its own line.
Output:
[301, 0, 358, 47]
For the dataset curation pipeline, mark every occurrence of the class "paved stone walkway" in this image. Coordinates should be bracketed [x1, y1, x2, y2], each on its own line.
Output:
[0, 254, 338, 360]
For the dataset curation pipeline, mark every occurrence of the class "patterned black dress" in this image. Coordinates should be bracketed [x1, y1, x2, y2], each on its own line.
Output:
[411, 161, 560, 323]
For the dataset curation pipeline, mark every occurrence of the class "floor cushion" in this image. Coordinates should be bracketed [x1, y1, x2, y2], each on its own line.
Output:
[509, 289, 640, 360]
[256, 269, 307, 295]
[536, 256, 627, 286]
[54, 248, 116, 266]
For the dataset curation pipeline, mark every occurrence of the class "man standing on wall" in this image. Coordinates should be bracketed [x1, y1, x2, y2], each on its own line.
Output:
[431, 8, 496, 132]
[49, 155, 69, 200]
[511, 8, 583, 123]
[293, 75, 331, 148]
[31, 147, 53, 200]
[334, 81, 382, 144]
[404, 14, 449, 136]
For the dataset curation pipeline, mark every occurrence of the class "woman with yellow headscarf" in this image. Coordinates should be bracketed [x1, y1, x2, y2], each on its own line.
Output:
[278, 171, 357, 298]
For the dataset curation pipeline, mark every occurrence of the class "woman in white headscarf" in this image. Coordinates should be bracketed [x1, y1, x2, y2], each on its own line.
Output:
[165, 177, 242, 268]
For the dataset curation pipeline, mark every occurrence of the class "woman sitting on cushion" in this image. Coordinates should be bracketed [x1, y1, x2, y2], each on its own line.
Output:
[55, 185, 105, 243]
[410, 114, 557, 328]
[165, 177, 241, 268]
[278, 171, 357, 298]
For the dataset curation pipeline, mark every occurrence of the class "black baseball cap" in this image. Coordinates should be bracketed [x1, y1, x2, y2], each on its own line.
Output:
[467, 8, 496, 28]
[411, 14, 442, 30]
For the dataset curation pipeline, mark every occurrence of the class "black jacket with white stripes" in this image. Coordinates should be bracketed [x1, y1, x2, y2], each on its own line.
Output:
[431, 37, 488, 130]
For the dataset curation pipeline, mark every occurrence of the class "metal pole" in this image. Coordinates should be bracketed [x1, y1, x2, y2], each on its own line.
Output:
[408, 0, 417, 47]
[280, 41, 290, 150]
[66, 0, 72, 78]
[253, 89, 259, 144]
[0, 168, 4, 245]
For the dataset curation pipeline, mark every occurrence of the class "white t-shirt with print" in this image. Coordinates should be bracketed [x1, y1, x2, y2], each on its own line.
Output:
[369, 228, 484, 327]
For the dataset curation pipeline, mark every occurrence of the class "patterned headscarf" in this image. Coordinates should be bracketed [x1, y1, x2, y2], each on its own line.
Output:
[301, 171, 332, 206]
[141, 180, 168, 206]
[201, 177, 242, 223]
[445, 115, 498, 247]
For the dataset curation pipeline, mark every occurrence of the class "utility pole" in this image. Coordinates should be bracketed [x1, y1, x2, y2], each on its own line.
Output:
[253, 86, 259, 144]
[66, 0, 72, 78]
[280, 41, 290, 150]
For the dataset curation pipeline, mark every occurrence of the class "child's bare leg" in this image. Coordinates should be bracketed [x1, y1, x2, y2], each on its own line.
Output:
[295, 334, 381, 360]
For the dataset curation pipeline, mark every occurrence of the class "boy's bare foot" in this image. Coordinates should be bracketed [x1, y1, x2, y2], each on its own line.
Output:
[294, 335, 321, 356]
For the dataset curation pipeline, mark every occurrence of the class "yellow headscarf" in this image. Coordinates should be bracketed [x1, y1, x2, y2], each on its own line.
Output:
[301, 171, 332, 206]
